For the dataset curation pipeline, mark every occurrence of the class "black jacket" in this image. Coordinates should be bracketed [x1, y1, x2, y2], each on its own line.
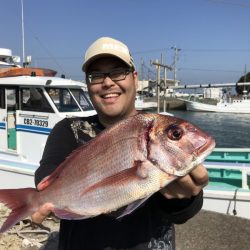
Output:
[35, 115, 203, 250]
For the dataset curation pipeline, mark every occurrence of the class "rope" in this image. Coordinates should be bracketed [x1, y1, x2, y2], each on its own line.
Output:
[8, 217, 59, 244]
[232, 188, 238, 216]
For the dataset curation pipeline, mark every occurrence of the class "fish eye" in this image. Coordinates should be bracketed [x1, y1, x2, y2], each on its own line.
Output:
[166, 124, 183, 140]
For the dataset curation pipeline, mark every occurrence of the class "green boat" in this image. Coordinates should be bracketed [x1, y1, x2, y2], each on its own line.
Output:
[206, 147, 250, 163]
[203, 148, 250, 219]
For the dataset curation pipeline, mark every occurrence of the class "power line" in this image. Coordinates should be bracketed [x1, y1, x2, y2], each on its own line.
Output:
[208, 0, 250, 8]
[33, 57, 80, 60]
[33, 47, 250, 61]
[133, 48, 250, 55]
[182, 49, 250, 52]
[132, 48, 171, 55]
[180, 67, 243, 73]
[8, 2, 67, 74]
[32, 36, 66, 74]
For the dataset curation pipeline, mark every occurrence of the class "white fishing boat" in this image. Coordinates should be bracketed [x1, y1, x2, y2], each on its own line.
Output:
[135, 95, 157, 110]
[181, 91, 250, 113]
[203, 148, 250, 219]
[0, 48, 96, 188]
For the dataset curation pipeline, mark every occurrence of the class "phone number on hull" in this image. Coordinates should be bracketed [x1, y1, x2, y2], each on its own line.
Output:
[24, 118, 48, 127]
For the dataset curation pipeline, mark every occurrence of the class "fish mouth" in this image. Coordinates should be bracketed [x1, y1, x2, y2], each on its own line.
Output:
[192, 136, 216, 166]
[197, 136, 215, 157]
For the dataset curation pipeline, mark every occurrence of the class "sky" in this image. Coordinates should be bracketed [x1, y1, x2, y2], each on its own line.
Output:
[1, 0, 250, 84]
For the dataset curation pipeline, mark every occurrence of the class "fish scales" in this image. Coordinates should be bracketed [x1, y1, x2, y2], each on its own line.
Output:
[63, 116, 147, 184]
[76, 165, 173, 215]
[0, 113, 215, 232]
[40, 116, 150, 209]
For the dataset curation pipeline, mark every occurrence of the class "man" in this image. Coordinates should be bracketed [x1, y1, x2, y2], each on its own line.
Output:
[33, 37, 208, 249]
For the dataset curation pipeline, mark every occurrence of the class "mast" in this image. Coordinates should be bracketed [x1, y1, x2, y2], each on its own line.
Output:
[21, 0, 25, 67]
[244, 64, 247, 83]
[243, 64, 247, 99]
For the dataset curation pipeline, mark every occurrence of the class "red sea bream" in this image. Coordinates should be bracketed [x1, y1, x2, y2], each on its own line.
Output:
[0, 113, 215, 232]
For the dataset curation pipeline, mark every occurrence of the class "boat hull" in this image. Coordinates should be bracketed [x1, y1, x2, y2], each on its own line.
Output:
[135, 100, 157, 110]
[0, 163, 35, 188]
[183, 99, 250, 113]
[203, 189, 250, 219]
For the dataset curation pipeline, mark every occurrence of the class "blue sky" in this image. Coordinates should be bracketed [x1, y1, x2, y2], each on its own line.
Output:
[1, 0, 250, 84]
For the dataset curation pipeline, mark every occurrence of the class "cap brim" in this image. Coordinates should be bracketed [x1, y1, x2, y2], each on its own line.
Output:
[82, 53, 132, 72]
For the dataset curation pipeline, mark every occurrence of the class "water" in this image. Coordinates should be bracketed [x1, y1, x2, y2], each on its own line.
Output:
[169, 111, 250, 148]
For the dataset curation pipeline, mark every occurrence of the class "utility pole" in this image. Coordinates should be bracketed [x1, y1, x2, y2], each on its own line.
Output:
[171, 46, 181, 86]
[163, 62, 167, 112]
[151, 56, 172, 113]
[161, 54, 167, 113]
[140, 58, 144, 81]
[139, 58, 144, 97]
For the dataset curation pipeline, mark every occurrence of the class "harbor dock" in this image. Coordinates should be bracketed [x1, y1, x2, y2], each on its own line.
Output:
[144, 97, 186, 110]
[175, 210, 250, 250]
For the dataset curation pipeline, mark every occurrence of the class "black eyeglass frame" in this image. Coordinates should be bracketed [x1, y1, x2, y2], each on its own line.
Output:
[86, 67, 134, 85]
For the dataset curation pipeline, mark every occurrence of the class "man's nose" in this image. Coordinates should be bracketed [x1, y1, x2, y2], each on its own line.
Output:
[102, 75, 115, 87]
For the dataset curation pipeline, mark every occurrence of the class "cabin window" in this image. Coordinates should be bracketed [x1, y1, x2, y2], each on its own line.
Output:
[6, 89, 18, 111]
[0, 88, 5, 109]
[21, 88, 54, 113]
[46, 88, 81, 112]
[70, 89, 94, 111]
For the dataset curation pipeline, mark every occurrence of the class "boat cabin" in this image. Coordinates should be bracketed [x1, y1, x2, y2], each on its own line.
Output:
[0, 49, 96, 172]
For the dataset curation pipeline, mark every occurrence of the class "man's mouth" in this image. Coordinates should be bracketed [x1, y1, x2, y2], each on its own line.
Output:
[101, 93, 121, 99]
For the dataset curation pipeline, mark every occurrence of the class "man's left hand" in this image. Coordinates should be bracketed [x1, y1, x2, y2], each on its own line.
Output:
[160, 164, 208, 199]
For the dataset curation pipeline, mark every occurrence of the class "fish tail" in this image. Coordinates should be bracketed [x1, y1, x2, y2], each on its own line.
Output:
[0, 188, 38, 233]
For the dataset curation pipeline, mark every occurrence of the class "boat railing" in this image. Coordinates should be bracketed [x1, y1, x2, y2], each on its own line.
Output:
[206, 147, 250, 163]
[205, 148, 250, 190]
[204, 161, 250, 190]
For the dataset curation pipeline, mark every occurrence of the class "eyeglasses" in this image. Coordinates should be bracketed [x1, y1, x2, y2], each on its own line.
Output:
[86, 68, 133, 85]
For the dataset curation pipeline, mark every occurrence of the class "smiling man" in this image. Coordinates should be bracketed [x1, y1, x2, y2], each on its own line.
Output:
[83, 37, 138, 127]
[32, 37, 208, 250]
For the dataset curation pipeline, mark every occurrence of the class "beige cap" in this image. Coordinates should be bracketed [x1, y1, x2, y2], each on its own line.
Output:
[82, 37, 135, 72]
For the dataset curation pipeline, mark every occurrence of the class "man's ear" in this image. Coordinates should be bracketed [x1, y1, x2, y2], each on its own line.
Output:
[133, 71, 138, 89]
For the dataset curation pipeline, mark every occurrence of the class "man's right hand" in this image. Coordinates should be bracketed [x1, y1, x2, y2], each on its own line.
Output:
[31, 203, 54, 224]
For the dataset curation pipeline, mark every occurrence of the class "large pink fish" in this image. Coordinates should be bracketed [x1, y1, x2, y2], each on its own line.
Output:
[0, 113, 215, 232]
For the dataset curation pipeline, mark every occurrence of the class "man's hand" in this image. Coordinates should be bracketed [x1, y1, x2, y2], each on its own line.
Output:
[160, 164, 208, 199]
[31, 203, 54, 224]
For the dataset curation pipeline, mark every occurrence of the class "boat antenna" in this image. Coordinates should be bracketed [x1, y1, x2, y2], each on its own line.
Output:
[242, 64, 247, 98]
[244, 64, 247, 83]
[21, 0, 25, 67]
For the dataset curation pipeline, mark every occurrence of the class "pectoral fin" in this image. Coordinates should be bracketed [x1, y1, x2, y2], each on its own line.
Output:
[116, 195, 153, 219]
[53, 208, 91, 220]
